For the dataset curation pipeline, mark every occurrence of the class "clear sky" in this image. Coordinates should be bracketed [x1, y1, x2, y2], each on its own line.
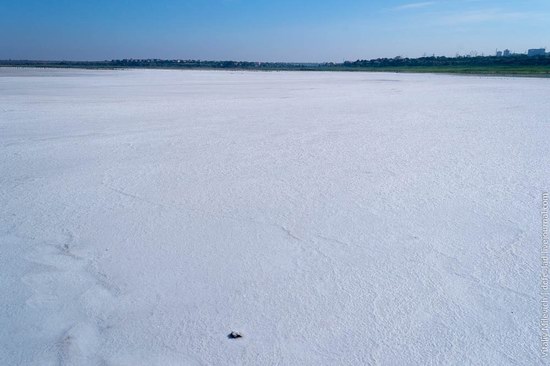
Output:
[1, 0, 549, 62]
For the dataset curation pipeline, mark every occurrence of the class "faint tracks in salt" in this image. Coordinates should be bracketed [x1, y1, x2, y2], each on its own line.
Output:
[19, 228, 121, 365]
[427, 241, 535, 302]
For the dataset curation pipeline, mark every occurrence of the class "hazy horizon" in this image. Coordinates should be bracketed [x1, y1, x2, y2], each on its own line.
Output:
[2, 0, 550, 63]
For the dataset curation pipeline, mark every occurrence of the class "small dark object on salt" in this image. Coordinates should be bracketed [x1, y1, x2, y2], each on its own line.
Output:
[228, 331, 243, 339]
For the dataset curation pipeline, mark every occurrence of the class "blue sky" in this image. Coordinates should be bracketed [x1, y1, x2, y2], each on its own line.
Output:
[1, 0, 549, 62]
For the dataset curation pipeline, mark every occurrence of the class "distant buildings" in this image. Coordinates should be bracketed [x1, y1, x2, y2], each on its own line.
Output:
[495, 48, 548, 57]
[528, 48, 546, 57]
[493, 49, 512, 56]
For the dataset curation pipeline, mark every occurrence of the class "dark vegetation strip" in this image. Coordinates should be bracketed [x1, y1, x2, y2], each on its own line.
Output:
[1, 55, 550, 76]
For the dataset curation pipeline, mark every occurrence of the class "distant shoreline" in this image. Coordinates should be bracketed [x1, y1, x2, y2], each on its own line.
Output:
[2, 57, 550, 78]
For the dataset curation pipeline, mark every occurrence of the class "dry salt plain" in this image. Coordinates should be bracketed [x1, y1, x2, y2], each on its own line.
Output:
[1, 67, 549, 366]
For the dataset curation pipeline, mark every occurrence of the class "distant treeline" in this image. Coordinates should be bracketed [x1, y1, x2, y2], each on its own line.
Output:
[2, 55, 550, 75]
[0, 59, 318, 70]
[343, 54, 550, 68]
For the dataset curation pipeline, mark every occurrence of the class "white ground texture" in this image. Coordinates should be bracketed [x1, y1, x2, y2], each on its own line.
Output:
[1, 68, 549, 366]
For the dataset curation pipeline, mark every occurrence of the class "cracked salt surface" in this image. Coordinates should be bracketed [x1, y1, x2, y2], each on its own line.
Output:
[1, 68, 549, 365]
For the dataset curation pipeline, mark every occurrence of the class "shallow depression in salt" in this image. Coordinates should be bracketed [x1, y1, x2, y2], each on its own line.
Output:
[1, 68, 549, 365]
